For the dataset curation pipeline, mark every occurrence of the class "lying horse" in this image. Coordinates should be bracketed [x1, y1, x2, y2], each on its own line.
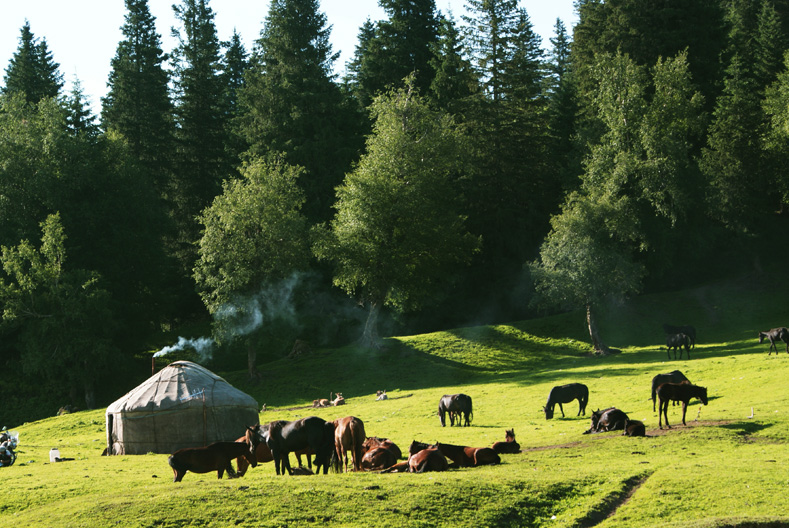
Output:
[332, 416, 366, 472]
[436, 442, 500, 467]
[233, 433, 313, 477]
[361, 437, 401, 471]
[666, 333, 691, 359]
[408, 446, 448, 473]
[623, 419, 646, 437]
[438, 393, 473, 427]
[663, 323, 696, 348]
[584, 407, 629, 434]
[252, 416, 335, 475]
[657, 382, 708, 429]
[651, 370, 690, 412]
[758, 327, 789, 355]
[492, 429, 521, 454]
[168, 441, 256, 482]
[543, 383, 588, 419]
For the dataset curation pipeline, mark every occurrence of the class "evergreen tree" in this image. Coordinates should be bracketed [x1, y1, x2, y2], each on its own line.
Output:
[221, 31, 250, 165]
[64, 78, 100, 139]
[239, 0, 363, 222]
[170, 0, 232, 268]
[428, 14, 478, 115]
[347, 0, 440, 106]
[2, 21, 63, 104]
[102, 0, 174, 194]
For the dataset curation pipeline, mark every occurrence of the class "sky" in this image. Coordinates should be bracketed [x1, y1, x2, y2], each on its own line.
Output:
[0, 1, 577, 114]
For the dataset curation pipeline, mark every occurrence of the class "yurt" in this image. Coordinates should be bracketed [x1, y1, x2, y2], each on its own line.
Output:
[106, 360, 259, 455]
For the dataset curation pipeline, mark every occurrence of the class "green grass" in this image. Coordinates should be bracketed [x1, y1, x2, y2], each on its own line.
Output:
[5, 273, 789, 527]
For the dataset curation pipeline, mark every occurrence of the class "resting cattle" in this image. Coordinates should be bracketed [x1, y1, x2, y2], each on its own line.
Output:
[584, 407, 629, 434]
[168, 441, 256, 482]
[543, 383, 588, 419]
[332, 416, 366, 472]
[492, 429, 521, 454]
[651, 370, 690, 412]
[438, 393, 473, 427]
[657, 382, 708, 429]
[251, 416, 335, 475]
[758, 327, 789, 355]
[666, 333, 691, 359]
[623, 419, 646, 437]
[663, 324, 696, 348]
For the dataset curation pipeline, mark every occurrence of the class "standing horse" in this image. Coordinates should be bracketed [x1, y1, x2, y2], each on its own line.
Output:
[435, 442, 500, 467]
[543, 383, 589, 419]
[651, 370, 690, 411]
[657, 382, 708, 429]
[492, 429, 521, 454]
[168, 441, 257, 482]
[663, 323, 696, 348]
[332, 416, 366, 472]
[252, 416, 335, 475]
[438, 394, 473, 427]
[233, 434, 313, 476]
[666, 333, 691, 359]
[758, 327, 789, 355]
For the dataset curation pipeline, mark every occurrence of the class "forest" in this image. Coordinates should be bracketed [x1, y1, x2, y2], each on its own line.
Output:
[2, 0, 789, 425]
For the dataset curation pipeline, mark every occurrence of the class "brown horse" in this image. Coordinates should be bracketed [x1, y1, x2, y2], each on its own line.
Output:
[435, 442, 500, 467]
[651, 370, 690, 411]
[623, 419, 646, 437]
[408, 446, 449, 473]
[657, 382, 708, 429]
[332, 416, 366, 472]
[492, 429, 521, 454]
[250, 416, 335, 475]
[360, 436, 402, 470]
[168, 441, 257, 482]
[233, 434, 313, 476]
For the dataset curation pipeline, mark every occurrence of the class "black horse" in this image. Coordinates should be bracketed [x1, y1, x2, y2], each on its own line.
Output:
[251, 416, 335, 475]
[543, 383, 589, 419]
[663, 323, 696, 348]
[651, 370, 690, 411]
[657, 382, 708, 429]
[758, 327, 789, 355]
[583, 407, 629, 434]
[666, 333, 691, 360]
[438, 394, 473, 427]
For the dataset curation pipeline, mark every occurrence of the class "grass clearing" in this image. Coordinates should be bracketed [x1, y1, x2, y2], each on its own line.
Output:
[5, 275, 789, 526]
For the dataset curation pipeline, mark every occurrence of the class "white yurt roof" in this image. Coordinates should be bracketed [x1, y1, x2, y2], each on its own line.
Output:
[106, 360, 259, 455]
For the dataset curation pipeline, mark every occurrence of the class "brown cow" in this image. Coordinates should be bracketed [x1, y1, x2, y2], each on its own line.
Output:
[332, 416, 366, 472]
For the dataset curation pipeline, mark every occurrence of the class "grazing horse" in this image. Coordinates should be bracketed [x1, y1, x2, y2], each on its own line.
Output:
[663, 324, 696, 348]
[543, 383, 589, 419]
[666, 333, 691, 359]
[758, 327, 789, 355]
[233, 434, 313, 477]
[332, 416, 366, 472]
[435, 442, 500, 467]
[251, 416, 335, 475]
[623, 419, 646, 437]
[651, 370, 690, 412]
[657, 382, 708, 429]
[408, 446, 449, 473]
[492, 429, 521, 454]
[438, 393, 473, 427]
[584, 407, 629, 434]
[168, 441, 256, 482]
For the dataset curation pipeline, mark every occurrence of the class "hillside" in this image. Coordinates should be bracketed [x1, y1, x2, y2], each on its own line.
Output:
[3, 271, 789, 527]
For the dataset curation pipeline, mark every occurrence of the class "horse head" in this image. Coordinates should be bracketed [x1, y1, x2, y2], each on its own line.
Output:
[543, 405, 553, 419]
[698, 386, 708, 405]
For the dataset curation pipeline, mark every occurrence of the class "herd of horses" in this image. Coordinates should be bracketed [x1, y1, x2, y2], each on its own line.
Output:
[168, 320, 789, 482]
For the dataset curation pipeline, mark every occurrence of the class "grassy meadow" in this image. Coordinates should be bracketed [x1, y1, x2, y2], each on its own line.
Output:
[4, 273, 789, 527]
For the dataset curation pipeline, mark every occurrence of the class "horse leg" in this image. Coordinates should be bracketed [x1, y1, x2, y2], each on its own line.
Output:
[681, 401, 687, 426]
[559, 403, 565, 418]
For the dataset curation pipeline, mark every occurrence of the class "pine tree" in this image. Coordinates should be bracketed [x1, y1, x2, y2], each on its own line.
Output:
[239, 0, 363, 222]
[429, 14, 478, 115]
[221, 31, 250, 166]
[170, 0, 232, 268]
[2, 21, 63, 104]
[64, 79, 99, 139]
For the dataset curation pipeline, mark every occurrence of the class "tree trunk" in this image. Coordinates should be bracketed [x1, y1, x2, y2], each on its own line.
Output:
[360, 301, 382, 349]
[247, 342, 261, 381]
[83, 380, 96, 410]
[586, 304, 610, 355]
